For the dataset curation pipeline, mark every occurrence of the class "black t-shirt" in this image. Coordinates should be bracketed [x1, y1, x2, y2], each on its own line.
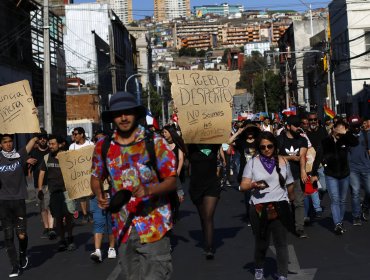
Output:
[307, 126, 328, 149]
[29, 147, 49, 187]
[0, 148, 28, 200]
[40, 153, 66, 193]
[188, 144, 220, 188]
[277, 132, 308, 180]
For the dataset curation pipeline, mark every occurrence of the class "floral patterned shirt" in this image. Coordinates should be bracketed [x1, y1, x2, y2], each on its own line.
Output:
[91, 126, 177, 244]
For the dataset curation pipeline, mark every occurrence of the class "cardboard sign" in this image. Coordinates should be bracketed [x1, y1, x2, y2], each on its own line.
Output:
[0, 80, 40, 133]
[58, 146, 95, 199]
[169, 70, 240, 143]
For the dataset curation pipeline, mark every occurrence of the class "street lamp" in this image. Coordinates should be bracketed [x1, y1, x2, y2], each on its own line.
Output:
[125, 73, 142, 105]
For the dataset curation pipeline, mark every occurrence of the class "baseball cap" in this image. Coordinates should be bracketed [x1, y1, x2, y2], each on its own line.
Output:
[286, 116, 301, 127]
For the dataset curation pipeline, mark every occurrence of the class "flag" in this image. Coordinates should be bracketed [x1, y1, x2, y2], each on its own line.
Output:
[282, 107, 297, 116]
[324, 105, 335, 119]
[146, 111, 159, 130]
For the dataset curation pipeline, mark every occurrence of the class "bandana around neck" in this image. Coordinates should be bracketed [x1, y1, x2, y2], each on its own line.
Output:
[1, 149, 20, 159]
[259, 155, 276, 174]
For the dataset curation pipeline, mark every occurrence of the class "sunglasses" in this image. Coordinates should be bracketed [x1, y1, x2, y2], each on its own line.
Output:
[308, 118, 317, 122]
[73, 132, 80, 136]
[260, 144, 274, 150]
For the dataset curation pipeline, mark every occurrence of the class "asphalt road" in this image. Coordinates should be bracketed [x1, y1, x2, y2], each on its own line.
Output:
[1, 182, 370, 280]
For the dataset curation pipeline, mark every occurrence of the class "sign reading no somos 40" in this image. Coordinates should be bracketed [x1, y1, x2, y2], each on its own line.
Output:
[169, 70, 240, 144]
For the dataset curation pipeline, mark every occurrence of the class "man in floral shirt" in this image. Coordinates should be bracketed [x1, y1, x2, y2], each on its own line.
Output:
[91, 92, 177, 280]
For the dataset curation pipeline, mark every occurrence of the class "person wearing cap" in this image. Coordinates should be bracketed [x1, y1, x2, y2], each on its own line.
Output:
[276, 115, 308, 238]
[90, 91, 177, 280]
[347, 116, 370, 225]
[321, 119, 358, 234]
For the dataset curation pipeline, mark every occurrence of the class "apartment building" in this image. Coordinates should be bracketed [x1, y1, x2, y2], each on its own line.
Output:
[154, 0, 191, 22]
[97, 0, 133, 24]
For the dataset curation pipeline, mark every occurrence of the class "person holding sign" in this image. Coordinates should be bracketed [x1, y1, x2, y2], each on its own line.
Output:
[0, 134, 38, 277]
[91, 92, 177, 280]
[69, 127, 94, 224]
[38, 135, 76, 252]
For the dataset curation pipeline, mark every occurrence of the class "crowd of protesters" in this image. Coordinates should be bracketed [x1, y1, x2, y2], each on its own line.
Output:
[1, 90, 369, 279]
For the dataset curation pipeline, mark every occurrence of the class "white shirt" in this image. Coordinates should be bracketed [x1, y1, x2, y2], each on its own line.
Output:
[69, 139, 94, 150]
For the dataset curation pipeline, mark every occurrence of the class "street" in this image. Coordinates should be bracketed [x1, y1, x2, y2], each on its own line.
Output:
[1, 182, 370, 280]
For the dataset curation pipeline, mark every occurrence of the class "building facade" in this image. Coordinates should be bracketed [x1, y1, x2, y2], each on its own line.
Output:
[97, 0, 133, 24]
[154, 0, 190, 22]
[0, 0, 66, 135]
[329, 0, 370, 117]
[194, 3, 244, 17]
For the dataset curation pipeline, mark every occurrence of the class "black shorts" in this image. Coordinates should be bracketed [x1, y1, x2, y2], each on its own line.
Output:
[50, 191, 69, 218]
[189, 179, 221, 205]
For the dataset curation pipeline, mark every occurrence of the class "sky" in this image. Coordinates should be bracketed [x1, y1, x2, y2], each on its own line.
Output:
[74, 0, 330, 19]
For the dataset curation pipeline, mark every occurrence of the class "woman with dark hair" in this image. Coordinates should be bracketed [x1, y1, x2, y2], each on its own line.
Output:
[321, 119, 358, 235]
[162, 125, 187, 203]
[240, 132, 294, 280]
[187, 144, 221, 260]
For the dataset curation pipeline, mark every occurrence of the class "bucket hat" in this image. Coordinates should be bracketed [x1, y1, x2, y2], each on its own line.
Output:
[102, 91, 146, 123]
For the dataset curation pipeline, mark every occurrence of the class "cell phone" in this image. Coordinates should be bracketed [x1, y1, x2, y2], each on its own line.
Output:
[256, 180, 269, 189]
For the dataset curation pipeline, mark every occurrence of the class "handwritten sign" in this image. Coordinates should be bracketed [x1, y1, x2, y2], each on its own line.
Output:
[169, 70, 240, 143]
[0, 80, 40, 134]
[58, 146, 95, 200]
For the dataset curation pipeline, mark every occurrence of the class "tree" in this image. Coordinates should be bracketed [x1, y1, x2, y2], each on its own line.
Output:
[238, 54, 284, 112]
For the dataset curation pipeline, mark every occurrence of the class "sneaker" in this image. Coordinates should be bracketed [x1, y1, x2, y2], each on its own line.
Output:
[66, 237, 76, 251]
[48, 230, 57, 240]
[362, 205, 369, 221]
[277, 276, 288, 280]
[334, 223, 345, 235]
[315, 211, 323, 218]
[107, 248, 116, 259]
[19, 252, 28, 269]
[304, 217, 310, 224]
[254, 268, 265, 280]
[90, 249, 102, 263]
[40, 229, 49, 239]
[205, 251, 214, 260]
[58, 240, 67, 252]
[296, 229, 308, 238]
[67, 242, 76, 251]
[203, 248, 214, 260]
[353, 217, 362, 226]
[9, 266, 20, 278]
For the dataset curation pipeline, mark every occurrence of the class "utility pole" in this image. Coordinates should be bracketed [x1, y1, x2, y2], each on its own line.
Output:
[161, 85, 165, 126]
[147, 82, 151, 110]
[285, 59, 290, 109]
[262, 70, 268, 114]
[43, 0, 52, 133]
[108, 14, 117, 94]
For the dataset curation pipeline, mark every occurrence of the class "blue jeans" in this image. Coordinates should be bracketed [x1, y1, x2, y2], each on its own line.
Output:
[325, 175, 349, 225]
[317, 166, 327, 192]
[350, 169, 370, 218]
[304, 191, 322, 217]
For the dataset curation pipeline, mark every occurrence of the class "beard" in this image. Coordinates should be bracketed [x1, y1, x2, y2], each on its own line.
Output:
[290, 130, 301, 139]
